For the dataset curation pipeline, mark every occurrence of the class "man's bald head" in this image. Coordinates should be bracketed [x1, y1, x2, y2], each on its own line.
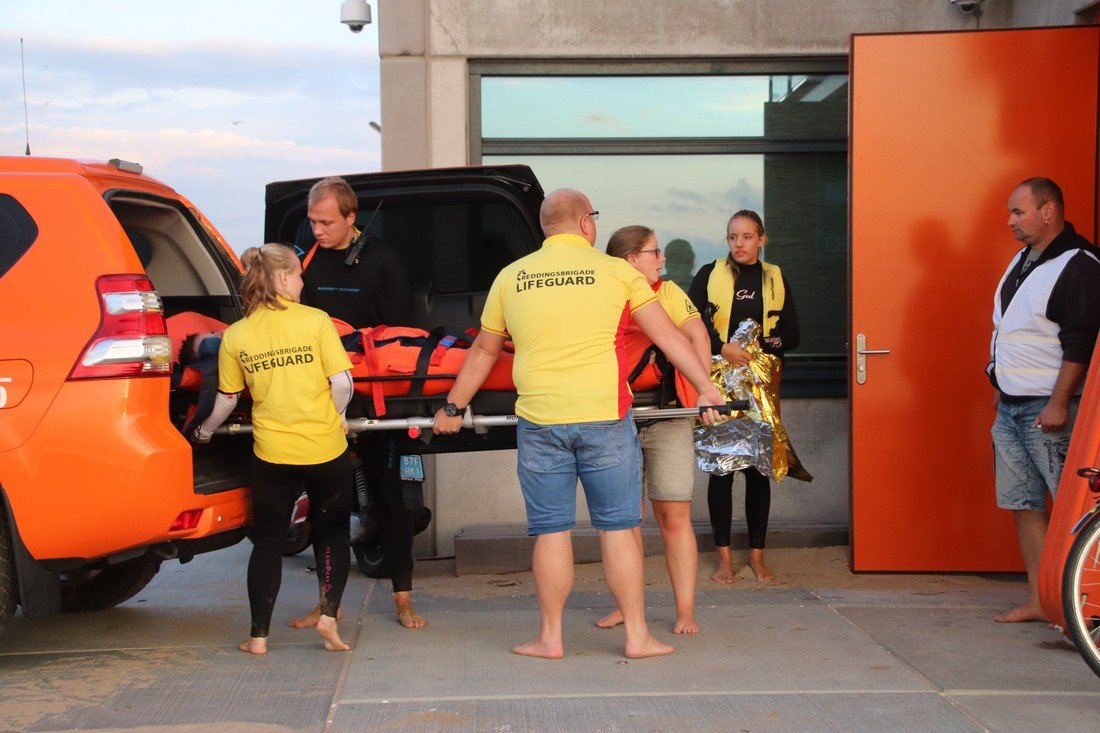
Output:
[540, 188, 596, 244]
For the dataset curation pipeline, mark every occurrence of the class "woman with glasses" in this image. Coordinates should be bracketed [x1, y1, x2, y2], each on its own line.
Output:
[688, 210, 800, 583]
[600, 225, 712, 635]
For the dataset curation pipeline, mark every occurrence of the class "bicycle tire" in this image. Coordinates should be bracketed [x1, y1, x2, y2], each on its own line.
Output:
[1062, 510, 1100, 678]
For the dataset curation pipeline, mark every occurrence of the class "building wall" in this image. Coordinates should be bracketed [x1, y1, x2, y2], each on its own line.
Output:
[1013, 0, 1098, 26]
[378, 0, 1018, 171]
[379, 0, 1088, 556]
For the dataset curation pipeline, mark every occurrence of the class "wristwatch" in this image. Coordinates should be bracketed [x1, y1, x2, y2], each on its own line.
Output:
[443, 401, 463, 417]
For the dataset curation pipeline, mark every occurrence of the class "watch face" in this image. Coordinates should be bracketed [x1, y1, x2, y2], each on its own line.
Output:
[444, 402, 460, 417]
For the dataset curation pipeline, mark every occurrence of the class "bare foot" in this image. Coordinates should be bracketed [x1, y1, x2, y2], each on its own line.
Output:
[315, 614, 350, 651]
[673, 616, 699, 635]
[238, 637, 267, 655]
[512, 637, 564, 659]
[289, 604, 342, 628]
[712, 546, 735, 583]
[394, 591, 426, 629]
[748, 549, 774, 582]
[994, 602, 1047, 623]
[595, 609, 624, 629]
[625, 634, 675, 659]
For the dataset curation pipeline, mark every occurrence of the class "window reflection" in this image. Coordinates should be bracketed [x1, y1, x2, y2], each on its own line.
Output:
[484, 153, 846, 356]
[482, 75, 847, 140]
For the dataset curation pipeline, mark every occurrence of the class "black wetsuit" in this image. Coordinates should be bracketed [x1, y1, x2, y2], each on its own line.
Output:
[249, 453, 352, 637]
[301, 238, 410, 330]
[301, 239, 418, 593]
[688, 259, 800, 550]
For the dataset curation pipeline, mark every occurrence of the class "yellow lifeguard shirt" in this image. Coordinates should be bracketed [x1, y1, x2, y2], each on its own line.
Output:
[654, 279, 700, 328]
[480, 233, 658, 424]
[218, 299, 353, 465]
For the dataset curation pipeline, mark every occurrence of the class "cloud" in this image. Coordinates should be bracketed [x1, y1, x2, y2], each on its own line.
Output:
[19, 124, 372, 169]
[654, 179, 763, 217]
[665, 188, 710, 205]
[580, 111, 625, 130]
[0, 29, 381, 251]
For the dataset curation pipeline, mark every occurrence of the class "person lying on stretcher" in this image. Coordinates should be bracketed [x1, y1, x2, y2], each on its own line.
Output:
[180, 331, 224, 366]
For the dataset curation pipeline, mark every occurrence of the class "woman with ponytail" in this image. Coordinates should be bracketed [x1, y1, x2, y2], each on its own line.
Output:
[600, 225, 711, 635]
[688, 210, 800, 583]
[192, 243, 356, 654]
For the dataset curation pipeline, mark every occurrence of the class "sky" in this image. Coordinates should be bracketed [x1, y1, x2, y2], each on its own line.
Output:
[0, 1, 382, 251]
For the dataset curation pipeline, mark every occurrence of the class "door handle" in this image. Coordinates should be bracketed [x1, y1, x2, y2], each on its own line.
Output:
[855, 333, 891, 385]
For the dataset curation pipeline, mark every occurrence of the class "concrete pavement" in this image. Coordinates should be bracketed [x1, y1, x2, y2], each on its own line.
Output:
[1, 542, 1098, 732]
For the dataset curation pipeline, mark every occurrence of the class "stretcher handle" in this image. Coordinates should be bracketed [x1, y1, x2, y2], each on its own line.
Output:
[631, 400, 748, 420]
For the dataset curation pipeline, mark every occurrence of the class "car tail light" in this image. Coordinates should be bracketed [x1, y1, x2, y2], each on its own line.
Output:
[169, 509, 204, 531]
[68, 274, 171, 380]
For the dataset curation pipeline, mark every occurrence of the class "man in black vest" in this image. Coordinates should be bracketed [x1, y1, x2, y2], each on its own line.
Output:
[292, 176, 426, 630]
[988, 177, 1100, 623]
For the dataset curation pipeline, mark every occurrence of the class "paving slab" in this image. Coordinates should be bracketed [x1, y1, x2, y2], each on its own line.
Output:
[0, 647, 345, 732]
[1, 543, 1098, 732]
[342, 604, 928, 702]
[942, 692, 1100, 732]
[836, 605, 1097, 693]
[331, 692, 979, 733]
[0, 546, 368, 732]
[0, 550, 365, 655]
[809, 582, 1027, 609]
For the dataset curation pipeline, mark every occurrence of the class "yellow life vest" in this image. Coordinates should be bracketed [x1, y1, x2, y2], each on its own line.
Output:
[706, 258, 785, 341]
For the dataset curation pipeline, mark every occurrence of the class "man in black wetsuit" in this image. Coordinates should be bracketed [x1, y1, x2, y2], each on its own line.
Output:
[291, 176, 426, 630]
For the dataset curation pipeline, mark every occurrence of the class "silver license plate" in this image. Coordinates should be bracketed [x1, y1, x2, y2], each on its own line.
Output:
[399, 454, 424, 482]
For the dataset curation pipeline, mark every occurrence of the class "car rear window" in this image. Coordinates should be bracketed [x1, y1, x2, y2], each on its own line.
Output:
[0, 194, 38, 280]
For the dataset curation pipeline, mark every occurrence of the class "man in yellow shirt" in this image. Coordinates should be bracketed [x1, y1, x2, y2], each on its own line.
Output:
[434, 188, 725, 660]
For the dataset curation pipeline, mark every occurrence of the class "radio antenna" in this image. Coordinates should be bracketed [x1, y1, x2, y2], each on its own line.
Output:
[20, 38, 31, 155]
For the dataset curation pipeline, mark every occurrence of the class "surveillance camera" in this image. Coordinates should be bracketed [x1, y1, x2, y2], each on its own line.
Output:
[950, 0, 983, 15]
[341, 0, 371, 33]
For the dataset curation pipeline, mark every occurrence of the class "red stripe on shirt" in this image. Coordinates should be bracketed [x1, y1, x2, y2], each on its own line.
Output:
[615, 301, 634, 419]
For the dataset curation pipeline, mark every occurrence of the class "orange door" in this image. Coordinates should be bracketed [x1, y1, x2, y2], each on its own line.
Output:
[850, 27, 1099, 571]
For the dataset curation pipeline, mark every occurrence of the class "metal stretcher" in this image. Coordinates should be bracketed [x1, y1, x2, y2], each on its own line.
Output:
[212, 403, 744, 438]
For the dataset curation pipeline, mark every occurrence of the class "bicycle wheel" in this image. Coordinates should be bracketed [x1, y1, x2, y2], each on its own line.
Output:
[1062, 510, 1100, 678]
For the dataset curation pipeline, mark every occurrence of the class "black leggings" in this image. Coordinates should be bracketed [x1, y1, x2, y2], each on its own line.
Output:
[359, 433, 415, 594]
[708, 468, 771, 550]
[247, 452, 352, 638]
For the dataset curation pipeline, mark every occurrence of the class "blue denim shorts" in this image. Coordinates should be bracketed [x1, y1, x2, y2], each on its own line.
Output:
[992, 396, 1079, 511]
[516, 412, 642, 534]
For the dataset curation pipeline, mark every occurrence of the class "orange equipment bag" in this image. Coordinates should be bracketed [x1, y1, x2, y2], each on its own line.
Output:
[346, 325, 515, 416]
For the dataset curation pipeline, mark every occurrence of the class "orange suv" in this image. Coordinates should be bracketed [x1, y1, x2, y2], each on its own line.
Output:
[0, 156, 252, 633]
[0, 156, 551, 636]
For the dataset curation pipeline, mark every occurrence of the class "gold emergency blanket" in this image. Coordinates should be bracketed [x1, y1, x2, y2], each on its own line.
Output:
[693, 319, 813, 482]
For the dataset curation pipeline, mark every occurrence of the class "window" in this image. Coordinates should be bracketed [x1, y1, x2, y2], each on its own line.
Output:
[473, 63, 849, 395]
[482, 73, 846, 141]
[108, 194, 242, 323]
[0, 194, 38, 280]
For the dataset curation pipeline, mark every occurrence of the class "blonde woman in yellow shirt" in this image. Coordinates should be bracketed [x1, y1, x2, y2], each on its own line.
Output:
[194, 243, 355, 654]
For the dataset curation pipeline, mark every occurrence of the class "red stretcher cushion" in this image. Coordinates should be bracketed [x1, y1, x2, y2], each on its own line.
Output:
[350, 325, 515, 416]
